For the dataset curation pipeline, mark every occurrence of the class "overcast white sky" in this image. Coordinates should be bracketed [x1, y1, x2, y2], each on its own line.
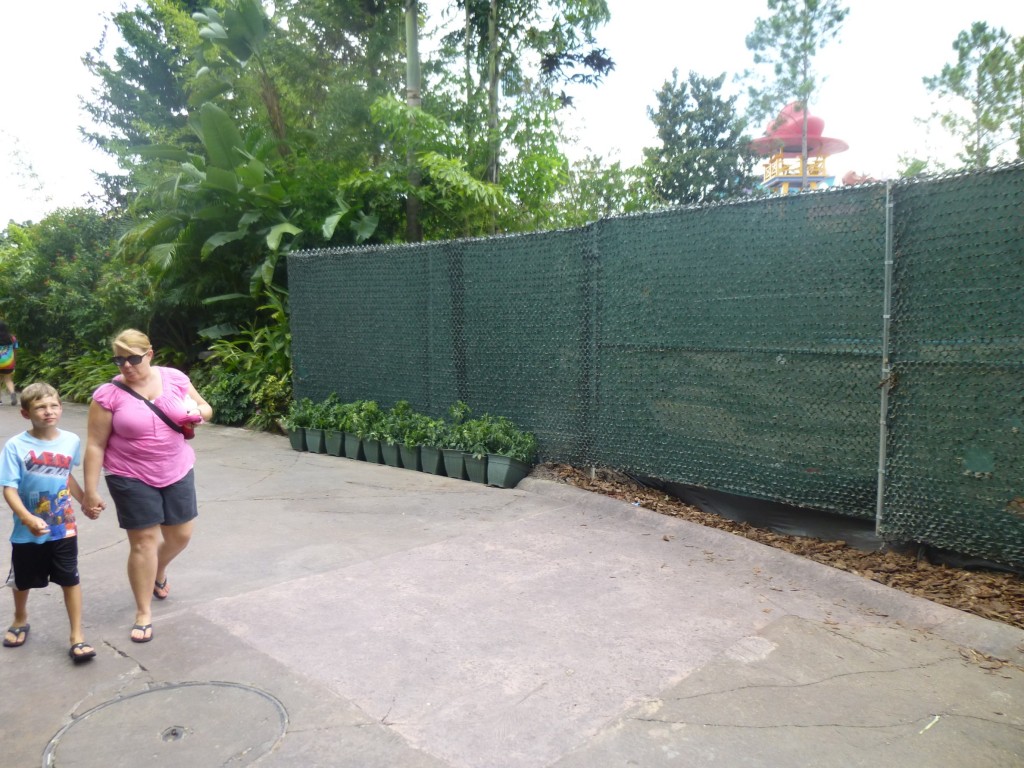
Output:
[2, 1, 1023, 225]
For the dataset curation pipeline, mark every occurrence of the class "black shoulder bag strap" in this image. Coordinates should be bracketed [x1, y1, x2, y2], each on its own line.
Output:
[111, 379, 185, 436]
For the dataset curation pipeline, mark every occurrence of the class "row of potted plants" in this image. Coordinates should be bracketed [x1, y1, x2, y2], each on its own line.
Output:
[280, 398, 539, 488]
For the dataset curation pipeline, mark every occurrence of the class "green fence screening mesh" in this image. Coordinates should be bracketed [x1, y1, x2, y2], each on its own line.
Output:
[880, 165, 1024, 566]
[288, 163, 1024, 568]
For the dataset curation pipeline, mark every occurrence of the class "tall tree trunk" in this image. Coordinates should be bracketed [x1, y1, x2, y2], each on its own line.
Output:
[800, 100, 808, 189]
[255, 59, 289, 157]
[464, 1, 473, 147]
[485, 0, 500, 234]
[405, 0, 422, 241]
[486, 0, 500, 186]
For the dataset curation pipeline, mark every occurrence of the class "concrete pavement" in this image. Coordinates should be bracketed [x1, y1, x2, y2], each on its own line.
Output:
[0, 402, 1022, 767]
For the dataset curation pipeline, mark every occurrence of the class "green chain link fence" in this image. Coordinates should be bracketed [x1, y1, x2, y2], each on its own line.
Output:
[289, 162, 1024, 568]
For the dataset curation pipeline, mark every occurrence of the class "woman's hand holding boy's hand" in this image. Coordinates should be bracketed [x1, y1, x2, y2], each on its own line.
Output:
[82, 490, 106, 520]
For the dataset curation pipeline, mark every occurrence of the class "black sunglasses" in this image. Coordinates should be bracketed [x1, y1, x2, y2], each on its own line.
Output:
[112, 354, 146, 366]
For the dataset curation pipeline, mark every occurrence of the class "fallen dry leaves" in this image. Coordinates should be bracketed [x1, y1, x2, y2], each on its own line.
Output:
[533, 463, 1024, 631]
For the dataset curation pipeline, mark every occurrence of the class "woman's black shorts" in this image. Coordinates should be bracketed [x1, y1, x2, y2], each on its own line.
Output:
[105, 469, 199, 530]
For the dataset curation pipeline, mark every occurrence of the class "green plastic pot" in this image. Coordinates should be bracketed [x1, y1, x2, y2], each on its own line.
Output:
[399, 445, 421, 471]
[361, 438, 381, 464]
[287, 427, 306, 452]
[305, 428, 326, 454]
[420, 447, 445, 475]
[486, 455, 531, 488]
[442, 449, 467, 480]
[464, 454, 487, 483]
[325, 430, 344, 457]
[381, 441, 403, 468]
[345, 433, 365, 461]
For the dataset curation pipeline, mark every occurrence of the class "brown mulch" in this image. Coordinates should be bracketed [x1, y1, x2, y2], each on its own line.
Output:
[532, 463, 1024, 631]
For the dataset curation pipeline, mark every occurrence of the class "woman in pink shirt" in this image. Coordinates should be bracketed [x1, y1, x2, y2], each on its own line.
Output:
[83, 329, 213, 644]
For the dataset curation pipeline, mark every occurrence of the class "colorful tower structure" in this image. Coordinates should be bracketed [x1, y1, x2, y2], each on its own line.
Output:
[750, 103, 848, 195]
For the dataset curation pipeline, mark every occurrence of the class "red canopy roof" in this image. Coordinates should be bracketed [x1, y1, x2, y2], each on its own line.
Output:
[750, 102, 849, 157]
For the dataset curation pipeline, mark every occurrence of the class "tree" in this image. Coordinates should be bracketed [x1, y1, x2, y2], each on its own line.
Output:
[744, 0, 848, 186]
[643, 70, 756, 206]
[2, 131, 51, 212]
[364, 94, 503, 240]
[1015, 35, 1024, 159]
[0, 209, 148, 354]
[555, 153, 656, 227]
[405, 0, 424, 241]
[192, 0, 289, 148]
[922, 22, 1023, 169]
[431, 0, 614, 228]
[121, 101, 375, 348]
[81, 0, 207, 207]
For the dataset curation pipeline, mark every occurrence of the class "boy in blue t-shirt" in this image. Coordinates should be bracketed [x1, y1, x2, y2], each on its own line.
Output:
[1, 382, 97, 663]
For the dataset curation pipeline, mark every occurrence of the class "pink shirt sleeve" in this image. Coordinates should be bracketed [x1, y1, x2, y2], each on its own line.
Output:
[92, 366, 196, 487]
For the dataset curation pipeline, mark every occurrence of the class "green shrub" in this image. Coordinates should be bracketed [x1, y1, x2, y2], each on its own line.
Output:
[379, 400, 412, 445]
[281, 397, 315, 430]
[57, 350, 118, 404]
[247, 374, 291, 432]
[329, 400, 357, 432]
[487, 416, 539, 463]
[419, 415, 447, 448]
[14, 347, 113, 404]
[308, 394, 340, 429]
[450, 414, 496, 459]
[443, 406, 537, 462]
[350, 400, 384, 439]
[191, 364, 251, 426]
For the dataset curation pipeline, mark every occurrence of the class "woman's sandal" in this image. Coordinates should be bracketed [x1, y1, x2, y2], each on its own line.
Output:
[130, 623, 153, 643]
[69, 642, 96, 663]
[153, 578, 169, 600]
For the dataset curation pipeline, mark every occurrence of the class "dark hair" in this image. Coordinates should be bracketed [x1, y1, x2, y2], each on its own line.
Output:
[0, 322, 12, 346]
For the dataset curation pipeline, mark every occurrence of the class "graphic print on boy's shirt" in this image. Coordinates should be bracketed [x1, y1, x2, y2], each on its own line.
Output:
[21, 449, 77, 539]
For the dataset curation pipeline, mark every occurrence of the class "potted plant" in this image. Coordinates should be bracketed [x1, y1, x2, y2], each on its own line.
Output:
[396, 409, 446, 473]
[485, 416, 538, 488]
[281, 397, 314, 451]
[456, 414, 496, 484]
[378, 401, 411, 468]
[441, 401, 471, 480]
[417, 415, 448, 475]
[349, 400, 383, 462]
[304, 394, 338, 454]
[325, 399, 354, 457]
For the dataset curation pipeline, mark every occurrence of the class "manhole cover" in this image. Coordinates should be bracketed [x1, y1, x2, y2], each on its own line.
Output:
[43, 681, 287, 767]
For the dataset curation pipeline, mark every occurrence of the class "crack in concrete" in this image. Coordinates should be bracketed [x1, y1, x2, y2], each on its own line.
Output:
[102, 639, 150, 674]
[631, 710, 1024, 731]
[661, 657, 953, 702]
[515, 681, 548, 705]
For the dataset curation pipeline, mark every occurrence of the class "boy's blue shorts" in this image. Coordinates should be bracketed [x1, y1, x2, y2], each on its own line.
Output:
[7, 537, 80, 590]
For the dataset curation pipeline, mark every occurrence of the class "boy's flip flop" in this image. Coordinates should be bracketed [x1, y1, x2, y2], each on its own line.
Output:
[69, 642, 96, 663]
[153, 579, 169, 600]
[3, 624, 29, 647]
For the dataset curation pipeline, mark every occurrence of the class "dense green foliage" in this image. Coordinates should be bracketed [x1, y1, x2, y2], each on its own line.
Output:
[0, 208, 152, 395]
[82, 0, 207, 208]
[921, 22, 1024, 170]
[10, 1, 1017, 426]
[643, 71, 757, 206]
